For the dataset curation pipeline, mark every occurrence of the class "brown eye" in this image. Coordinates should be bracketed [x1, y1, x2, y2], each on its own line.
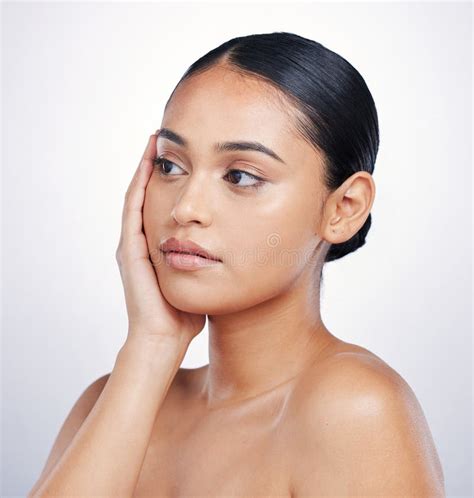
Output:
[224, 169, 265, 190]
[153, 157, 184, 175]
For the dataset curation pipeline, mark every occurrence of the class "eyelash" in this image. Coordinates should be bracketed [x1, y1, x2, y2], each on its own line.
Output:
[152, 156, 266, 191]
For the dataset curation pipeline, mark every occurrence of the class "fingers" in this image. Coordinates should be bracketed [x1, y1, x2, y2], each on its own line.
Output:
[128, 129, 161, 197]
[121, 131, 160, 241]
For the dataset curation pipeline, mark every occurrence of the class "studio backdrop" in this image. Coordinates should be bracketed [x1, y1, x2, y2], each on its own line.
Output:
[2, 1, 472, 497]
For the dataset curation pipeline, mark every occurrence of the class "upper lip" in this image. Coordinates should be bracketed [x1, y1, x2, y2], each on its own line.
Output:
[160, 237, 222, 262]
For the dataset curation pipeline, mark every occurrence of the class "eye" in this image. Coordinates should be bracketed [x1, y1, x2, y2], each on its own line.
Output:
[153, 156, 185, 176]
[223, 169, 265, 190]
[153, 156, 266, 191]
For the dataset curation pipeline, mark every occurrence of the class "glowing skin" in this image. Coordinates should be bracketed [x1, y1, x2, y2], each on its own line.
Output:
[28, 63, 444, 497]
[136, 65, 443, 496]
[143, 64, 374, 407]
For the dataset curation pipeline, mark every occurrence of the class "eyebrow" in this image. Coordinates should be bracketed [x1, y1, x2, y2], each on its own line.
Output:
[158, 127, 287, 165]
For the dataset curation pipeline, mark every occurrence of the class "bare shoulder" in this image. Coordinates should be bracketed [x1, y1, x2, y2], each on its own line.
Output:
[30, 366, 203, 495]
[289, 343, 445, 496]
[49, 372, 111, 440]
[289, 341, 406, 421]
[29, 373, 112, 495]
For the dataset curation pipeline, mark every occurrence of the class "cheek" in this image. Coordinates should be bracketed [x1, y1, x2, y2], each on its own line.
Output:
[219, 186, 317, 305]
[227, 184, 316, 273]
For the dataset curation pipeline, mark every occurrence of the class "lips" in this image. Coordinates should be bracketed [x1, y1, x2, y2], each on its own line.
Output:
[159, 237, 222, 262]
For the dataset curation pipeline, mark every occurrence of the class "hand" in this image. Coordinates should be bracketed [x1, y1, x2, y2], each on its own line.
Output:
[115, 130, 206, 348]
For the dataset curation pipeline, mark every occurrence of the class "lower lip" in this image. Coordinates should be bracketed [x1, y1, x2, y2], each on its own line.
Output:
[162, 250, 222, 271]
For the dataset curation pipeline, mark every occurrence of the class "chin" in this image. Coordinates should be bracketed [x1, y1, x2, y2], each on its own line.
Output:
[157, 277, 252, 316]
[158, 278, 217, 315]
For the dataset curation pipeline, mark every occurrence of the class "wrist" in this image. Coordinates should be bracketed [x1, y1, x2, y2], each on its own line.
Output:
[121, 333, 189, 362]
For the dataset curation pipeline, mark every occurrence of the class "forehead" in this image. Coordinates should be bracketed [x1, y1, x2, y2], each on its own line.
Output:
[162, 65, 300, 151]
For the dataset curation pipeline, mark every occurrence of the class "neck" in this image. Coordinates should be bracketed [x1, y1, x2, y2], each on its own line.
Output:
[201, 267, 337, 409]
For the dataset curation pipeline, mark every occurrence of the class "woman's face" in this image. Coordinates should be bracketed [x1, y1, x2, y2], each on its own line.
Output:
[143, 65, 329, 315]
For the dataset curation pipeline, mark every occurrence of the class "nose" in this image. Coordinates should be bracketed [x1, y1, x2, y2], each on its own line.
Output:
[170, 172, 212, 227]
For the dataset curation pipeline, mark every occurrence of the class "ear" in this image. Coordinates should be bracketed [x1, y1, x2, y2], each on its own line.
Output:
[321, 172, 376, 245]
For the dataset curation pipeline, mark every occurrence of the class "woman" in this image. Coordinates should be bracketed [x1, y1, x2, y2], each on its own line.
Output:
[29, 32, 445, 497]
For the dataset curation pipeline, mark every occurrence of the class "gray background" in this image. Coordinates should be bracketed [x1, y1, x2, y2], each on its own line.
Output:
[2, 1, 472, 496]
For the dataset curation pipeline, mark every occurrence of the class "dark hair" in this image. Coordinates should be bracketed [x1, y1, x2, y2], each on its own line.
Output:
[166, 31, 379, 264]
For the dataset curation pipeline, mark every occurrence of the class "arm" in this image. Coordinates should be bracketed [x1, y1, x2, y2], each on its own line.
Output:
[29, 336, 187, 497]
[28, 373, 111, 496]
[292, 353, 445, 496]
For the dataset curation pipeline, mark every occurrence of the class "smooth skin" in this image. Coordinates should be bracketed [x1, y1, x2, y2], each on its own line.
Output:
[29, 63, 445, 497]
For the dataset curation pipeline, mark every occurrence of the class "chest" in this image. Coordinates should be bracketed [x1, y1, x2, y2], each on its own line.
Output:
[133, 396, 294, 497]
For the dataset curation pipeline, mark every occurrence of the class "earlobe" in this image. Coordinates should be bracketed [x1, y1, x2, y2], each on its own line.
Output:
[323, 215, 346, 241]
[330, 217, 342, 234]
